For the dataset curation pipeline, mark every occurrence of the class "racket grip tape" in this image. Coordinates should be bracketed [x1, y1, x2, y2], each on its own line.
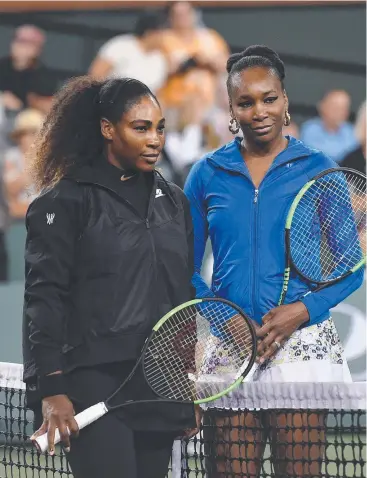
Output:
[33, 401, 108, 453]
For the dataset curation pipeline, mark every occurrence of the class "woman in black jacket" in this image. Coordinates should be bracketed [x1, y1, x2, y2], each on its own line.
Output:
[23, 76, 199, 478]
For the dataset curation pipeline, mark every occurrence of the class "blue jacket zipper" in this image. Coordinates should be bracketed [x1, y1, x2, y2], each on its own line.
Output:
[211, 157, 303, 320]
[252, 188, 259, 319]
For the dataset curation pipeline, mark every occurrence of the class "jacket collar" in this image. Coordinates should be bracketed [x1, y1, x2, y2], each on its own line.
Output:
[65, 161, 178, 217]
[208, 136, 312, 176]
[66, 160, 156, 193]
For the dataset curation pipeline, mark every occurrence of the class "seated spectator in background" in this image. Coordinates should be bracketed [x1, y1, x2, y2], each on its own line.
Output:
[300, 89, 357, 163]
[0, 92, 19, 153]
[164, 93, 207, 185]
[0, 160, 9, 282]
[0, 25, 57, 114]
[0, 95, 17, 280]
[162, 77, 233, 186]
[340, 101, 366, 174]
[283, 120, 299, 139]
[3, 109, 43, 220]
[89, 11, 167, 93]
[158, 1, 229, 113]
[202, 76, 233, 149]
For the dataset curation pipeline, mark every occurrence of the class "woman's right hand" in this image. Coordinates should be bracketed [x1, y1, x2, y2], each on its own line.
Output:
[183, 404, 203, 439]
[31, 395, 79, 455]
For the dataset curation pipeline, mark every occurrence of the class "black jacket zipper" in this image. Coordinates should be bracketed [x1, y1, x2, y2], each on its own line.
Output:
[76, 176, 160, 319]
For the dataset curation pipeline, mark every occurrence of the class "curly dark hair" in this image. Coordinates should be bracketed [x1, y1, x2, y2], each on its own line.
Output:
[226, 45, 286, 96]
[29, 76, 158, 192]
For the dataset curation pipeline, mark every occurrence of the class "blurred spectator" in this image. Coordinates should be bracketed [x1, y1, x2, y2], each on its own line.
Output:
[156, 149, 179, 184]
[163, 77, 234, 185]
[0, 160, 9, 282]
[0, 93, 18, 153]
[202, 76, 233, 149]
[0, 95, 17, 280]
[3, 109, 43, 220]
[340, 101, 366, 174]
[283, 121, 299, 139]
[158, 1, 229, 113]
[0, 25, 56, 114]
[164, 94, 207, 184]
[89, 11, 167, 93]
[300, 89, 358, 163]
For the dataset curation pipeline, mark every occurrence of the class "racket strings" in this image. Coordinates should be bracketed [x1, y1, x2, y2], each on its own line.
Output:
[295, 197, 358, 278]
[290, 171, 366, 282]
[143, 301, 254, 401]
[145, 307, 198, 399]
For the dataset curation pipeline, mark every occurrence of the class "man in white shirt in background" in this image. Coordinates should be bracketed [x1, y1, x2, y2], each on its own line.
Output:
[89, 11, 167, 93]
[300, 89, 358, 163]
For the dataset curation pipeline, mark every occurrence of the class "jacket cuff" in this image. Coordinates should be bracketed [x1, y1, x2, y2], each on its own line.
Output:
[38, 374, 67, 399]
[33, 349, 63, 377]
[299, 292, 326, 326]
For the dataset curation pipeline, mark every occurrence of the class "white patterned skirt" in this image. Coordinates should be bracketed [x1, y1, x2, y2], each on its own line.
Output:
[252, 317, 352, 383]
[199, 318, 352, 409]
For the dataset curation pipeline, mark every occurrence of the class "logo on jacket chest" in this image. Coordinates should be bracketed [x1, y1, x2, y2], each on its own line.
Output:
[46, 213, 55, 225]
[155, 188, 165, 198]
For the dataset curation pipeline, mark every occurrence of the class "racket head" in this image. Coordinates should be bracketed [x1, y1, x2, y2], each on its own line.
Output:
[141, 298, 256, 405]
[286, 167, 366, 285]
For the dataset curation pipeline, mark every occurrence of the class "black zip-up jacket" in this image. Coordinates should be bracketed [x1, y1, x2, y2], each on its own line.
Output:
[23, 165, 195, 383]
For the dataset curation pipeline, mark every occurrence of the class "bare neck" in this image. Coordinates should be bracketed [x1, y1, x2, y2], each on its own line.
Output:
[241, 134, 288, 160]
[105, 149, 123, 170]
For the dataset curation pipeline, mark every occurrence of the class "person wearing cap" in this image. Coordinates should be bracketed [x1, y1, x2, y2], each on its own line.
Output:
[89, 11, 168, 93]
[0, 25, 57, 114]
[3, 109, 44, 220]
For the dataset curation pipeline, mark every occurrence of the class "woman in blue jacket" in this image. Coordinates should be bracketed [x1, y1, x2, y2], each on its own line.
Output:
[184, 45, 364, 477]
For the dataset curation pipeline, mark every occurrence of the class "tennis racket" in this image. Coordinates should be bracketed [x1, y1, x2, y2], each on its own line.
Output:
[243, 168, 365, 382]
[34, 297, 256, 453]
[279, 167, 366, 304]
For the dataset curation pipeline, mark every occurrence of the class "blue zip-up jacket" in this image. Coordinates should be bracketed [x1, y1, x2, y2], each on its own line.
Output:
[184, 136, 364, 327]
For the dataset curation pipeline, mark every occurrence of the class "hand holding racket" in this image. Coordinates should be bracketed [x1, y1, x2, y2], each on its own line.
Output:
[255, 167, 366, 363]
[31, 394, 79, 455]
[33, 298, 256, 453]
[256, 302, 310, 362]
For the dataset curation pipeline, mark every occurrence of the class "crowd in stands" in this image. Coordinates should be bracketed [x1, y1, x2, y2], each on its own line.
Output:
[0, 1, 365, 283]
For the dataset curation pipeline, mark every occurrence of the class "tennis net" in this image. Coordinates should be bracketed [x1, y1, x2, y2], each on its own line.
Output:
[1, 362, 366, 477]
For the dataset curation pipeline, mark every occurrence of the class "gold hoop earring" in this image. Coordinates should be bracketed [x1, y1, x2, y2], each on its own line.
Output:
[284, 111, 291, 127]
[229, 117, 240, 135]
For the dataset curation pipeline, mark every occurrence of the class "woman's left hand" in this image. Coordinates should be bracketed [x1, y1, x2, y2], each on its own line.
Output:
[256, 302, 310, 363]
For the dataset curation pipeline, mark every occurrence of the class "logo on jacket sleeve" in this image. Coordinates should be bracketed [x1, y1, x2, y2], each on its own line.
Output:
[155, 188, 165, 198]
[46, 213, 55, 225]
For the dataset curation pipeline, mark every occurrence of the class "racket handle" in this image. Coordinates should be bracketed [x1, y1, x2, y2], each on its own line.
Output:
[33, 402, 108, 453]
